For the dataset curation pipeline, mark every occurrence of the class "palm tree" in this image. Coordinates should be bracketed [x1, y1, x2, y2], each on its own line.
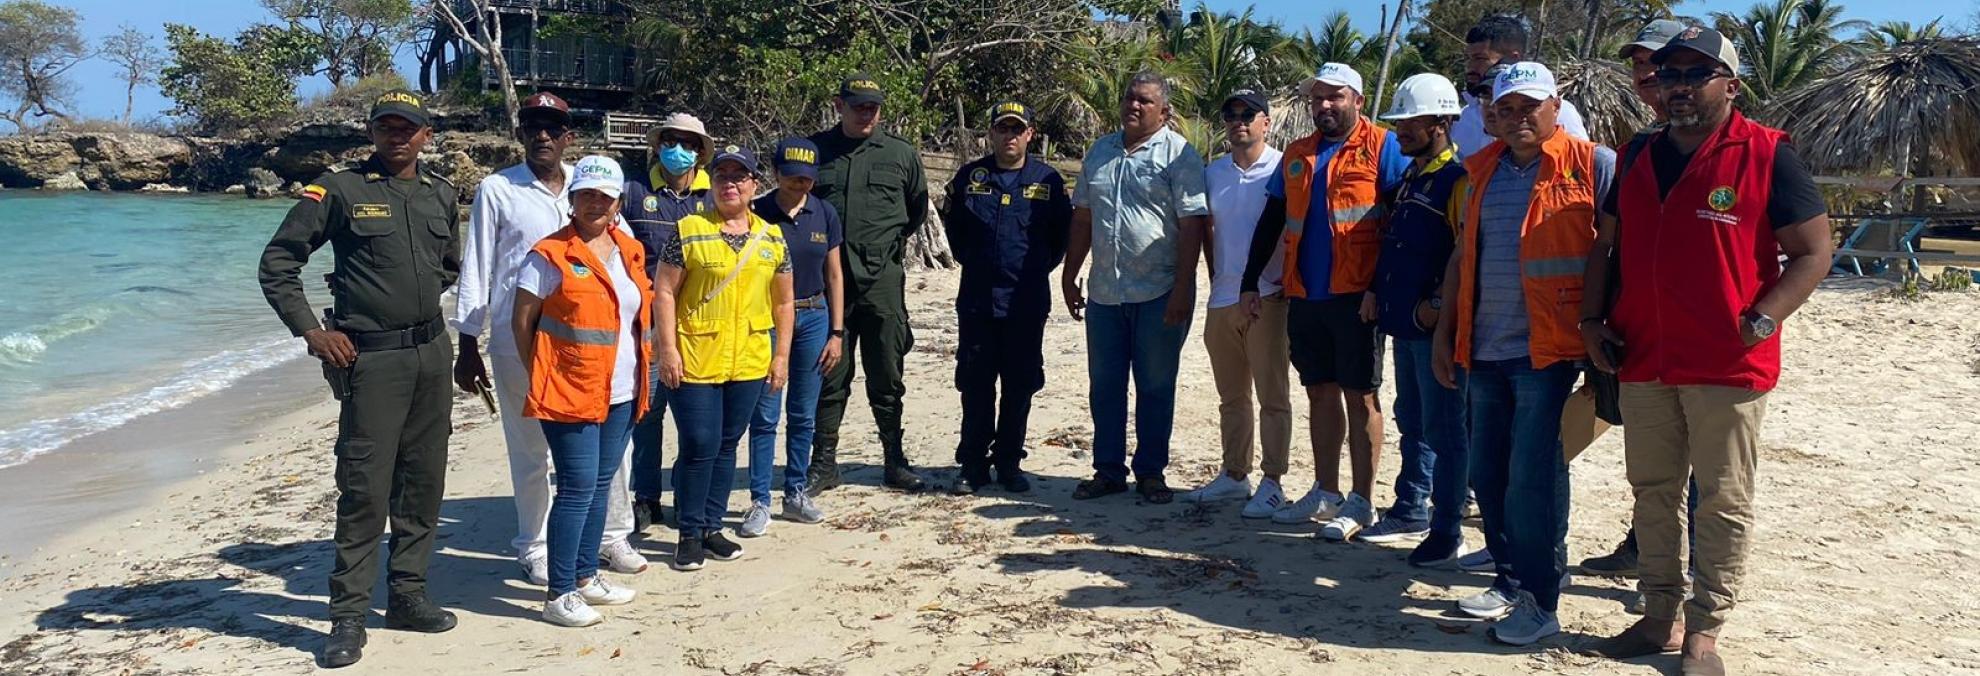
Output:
[1768, 37, 1980, 177]
[1857, 19, 1946, 50]
[1553, 57, 1657, 146]
[1713, 0, 1869, 105]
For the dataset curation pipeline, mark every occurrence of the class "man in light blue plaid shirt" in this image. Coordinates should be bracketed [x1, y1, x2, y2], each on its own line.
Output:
[1061, 71, 1210, 505]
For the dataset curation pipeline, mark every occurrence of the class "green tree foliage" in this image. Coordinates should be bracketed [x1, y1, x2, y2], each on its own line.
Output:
[261, 0, 417, 87]
[1713, 0, 1868, 105]
[1857, 19, 1947, 50]
[160, 23, 309, 133]
[1410, 0, 1667, 73]
[0, 0, 90, 131]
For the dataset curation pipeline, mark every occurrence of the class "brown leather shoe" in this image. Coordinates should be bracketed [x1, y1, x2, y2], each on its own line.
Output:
[1582, 625, 1681, 659]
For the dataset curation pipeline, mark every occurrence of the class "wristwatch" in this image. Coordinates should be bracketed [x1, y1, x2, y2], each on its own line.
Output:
[1743, 311, 1777, 340]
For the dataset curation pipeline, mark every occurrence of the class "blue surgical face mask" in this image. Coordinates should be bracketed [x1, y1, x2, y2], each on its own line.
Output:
[658, 143, 699, 175]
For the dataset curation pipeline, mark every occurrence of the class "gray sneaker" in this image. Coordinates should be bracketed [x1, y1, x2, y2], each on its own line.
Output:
[1457, 586, 1518, 619]
[736, 500, 772, 538]
[782, 491, 825, 524]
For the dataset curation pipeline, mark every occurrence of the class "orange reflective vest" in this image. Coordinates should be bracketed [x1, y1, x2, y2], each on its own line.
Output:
[1280, 116, 1389, 297]
[524, 225, 654, 423]
[1454, 131, 1599, 369]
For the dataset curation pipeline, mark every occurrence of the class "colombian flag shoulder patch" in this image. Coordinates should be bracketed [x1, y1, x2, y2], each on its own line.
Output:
[300, 185, 327, 203]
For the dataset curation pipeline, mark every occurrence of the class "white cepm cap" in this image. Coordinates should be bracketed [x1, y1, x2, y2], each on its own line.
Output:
[1493, 61, 1559, 103]
[1306, 62, 1365, 96]
[1379, 73, 1464, 120]
[569, 156, 625, 199]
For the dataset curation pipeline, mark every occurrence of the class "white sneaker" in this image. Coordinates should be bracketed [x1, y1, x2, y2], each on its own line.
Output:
[1271, 483, 1343, 524]
[1319, 493, 1376, 541]
[1456, 587, 1517, 619]
[543, 591, 602, 627]
[519, 552, 549, 586]
[577, 575, 636, 606]
[1457, 547, 1496, 572]
[1181, 474, 1253, 504]
[599, 539, 648, 574]
[1240, 478, 1286, 519]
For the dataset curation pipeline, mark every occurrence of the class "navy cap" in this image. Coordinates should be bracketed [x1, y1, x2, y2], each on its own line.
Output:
[1619, 19, 1688, 60]
[989, 101, 1033, 126]
[839, 73, 885, 106]
[711, 144, 759, 175]
[772, 137, 819, 180]
[1222, 88, 1269, 115]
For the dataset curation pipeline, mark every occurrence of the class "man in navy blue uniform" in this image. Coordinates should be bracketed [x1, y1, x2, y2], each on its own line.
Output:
[941, 101, 1071, 495]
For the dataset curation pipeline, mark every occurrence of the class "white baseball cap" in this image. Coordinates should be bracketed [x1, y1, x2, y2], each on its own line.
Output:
[1493, 61, 1559, 103]
[1307, 62, 1364, 96]
[569, 156, 625, 199]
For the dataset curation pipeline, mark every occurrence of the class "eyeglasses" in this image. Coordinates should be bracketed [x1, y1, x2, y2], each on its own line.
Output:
[713, 171, 756, 184]
[1654, 66, 1731, 89]
[658, 134, 697, 147]
[1220, 108, 1260, 124]
[991, 122, 1029, 134]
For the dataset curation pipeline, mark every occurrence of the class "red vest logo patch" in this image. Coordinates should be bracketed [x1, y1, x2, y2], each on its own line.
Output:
[1708, 186, 1737, 212]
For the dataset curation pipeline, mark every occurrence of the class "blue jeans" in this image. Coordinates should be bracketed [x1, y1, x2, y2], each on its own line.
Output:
[1085, 292, 1192, 483]
[1391, 338, 1467, 535]
[746, 307, 829, 503]
[1465, 358, 1577, 613]
[540, 401, 636, 596]
[630, 369, 672, 501]
[670, 379, 767, 537]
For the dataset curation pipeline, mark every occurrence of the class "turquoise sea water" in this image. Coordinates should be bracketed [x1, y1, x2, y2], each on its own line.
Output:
[0, 192, 308, 469]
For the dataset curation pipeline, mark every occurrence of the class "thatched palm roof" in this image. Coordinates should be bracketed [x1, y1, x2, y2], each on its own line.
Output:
[1554, 57, 1657, 148]
[1766, 37, 1980, 176]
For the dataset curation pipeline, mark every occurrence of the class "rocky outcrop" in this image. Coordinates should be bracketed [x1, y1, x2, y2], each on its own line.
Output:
[0, 133, 193, 190]
[41, 171, 87, 191]
[245, 168, 285, 198]
[260, 123, 371, 183]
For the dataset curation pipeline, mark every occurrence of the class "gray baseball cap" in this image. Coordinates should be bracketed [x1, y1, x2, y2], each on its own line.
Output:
[1619, 19, 1688, 60]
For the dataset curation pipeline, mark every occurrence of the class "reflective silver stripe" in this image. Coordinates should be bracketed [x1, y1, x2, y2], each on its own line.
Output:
[1330, 203, 1384, 223]
[680, 234, 724, 245]
[1523, 256, 1587, 278]
[539, 315, 616, 346]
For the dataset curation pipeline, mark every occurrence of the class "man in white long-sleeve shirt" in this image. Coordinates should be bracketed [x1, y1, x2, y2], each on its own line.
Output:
[1453, 16, 1588, 157]
[451, 92, 647, 585]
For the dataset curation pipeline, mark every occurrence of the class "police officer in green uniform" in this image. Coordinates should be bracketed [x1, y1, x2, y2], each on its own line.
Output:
[806, 73, 931, 493]
[258, 90, 461, 669]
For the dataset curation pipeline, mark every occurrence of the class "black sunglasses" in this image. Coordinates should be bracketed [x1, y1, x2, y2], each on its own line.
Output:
[1220, 108, 1261, 124]
[991, 122, 1029, 134]
[1654, 66, 1731, 89]
[521, 122, 571, 137]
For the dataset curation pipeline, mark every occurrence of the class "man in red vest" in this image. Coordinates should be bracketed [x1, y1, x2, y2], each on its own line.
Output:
[1578, 27, 1831, 676]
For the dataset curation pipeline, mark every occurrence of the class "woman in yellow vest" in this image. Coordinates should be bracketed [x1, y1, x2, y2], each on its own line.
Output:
[654, 146, 795, 572]
[511, 156, 651, 627]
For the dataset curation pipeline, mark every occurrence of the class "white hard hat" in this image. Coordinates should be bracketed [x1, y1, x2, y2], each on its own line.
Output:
[1379, 73, 1464, 121]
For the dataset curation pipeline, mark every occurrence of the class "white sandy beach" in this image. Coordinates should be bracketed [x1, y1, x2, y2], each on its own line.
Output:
[2, 271, 1977, 675]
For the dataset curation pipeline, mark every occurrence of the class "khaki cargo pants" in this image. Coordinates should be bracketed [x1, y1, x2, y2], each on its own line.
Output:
[1621, 380, 1767, 636]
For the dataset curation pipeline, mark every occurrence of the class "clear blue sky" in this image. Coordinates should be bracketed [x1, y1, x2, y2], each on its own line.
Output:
[50, 0, 1979, 123]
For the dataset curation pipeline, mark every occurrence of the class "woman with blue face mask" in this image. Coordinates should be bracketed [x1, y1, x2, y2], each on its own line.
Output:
[620, 113, 718, 535]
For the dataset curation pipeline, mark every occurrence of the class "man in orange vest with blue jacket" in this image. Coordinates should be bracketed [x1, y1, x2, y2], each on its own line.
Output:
[1240, 62, 1407, 541]
[1430, 62, 1616, 647]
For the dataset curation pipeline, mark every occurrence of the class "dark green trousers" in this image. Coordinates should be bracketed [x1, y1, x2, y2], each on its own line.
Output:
[328, 334, 451, 618]
[812, 302, 914, 469]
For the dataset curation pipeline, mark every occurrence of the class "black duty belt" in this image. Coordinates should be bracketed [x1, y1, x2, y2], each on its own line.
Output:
[794, 293, 827, 309]
[348, 316, 446, 352]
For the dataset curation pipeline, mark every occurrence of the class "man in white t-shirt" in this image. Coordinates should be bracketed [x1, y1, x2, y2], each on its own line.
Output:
[1453, 15, 1588, 156]
[1179, 88, 1292, 518]
[451, 93, 645, 586]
